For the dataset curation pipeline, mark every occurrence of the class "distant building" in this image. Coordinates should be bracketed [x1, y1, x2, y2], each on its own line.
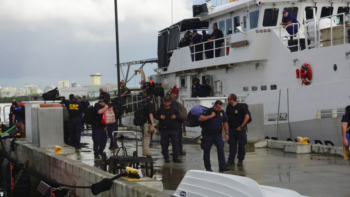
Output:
[58, 80, 69, 89]
[60, 87, 88, 98]
[71, 81, 80, 88]
[90, 73, 101, 86]
[24, 84, 41, 96]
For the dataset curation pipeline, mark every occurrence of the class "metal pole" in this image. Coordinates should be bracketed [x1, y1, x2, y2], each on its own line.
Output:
[114, 0, 122, 125]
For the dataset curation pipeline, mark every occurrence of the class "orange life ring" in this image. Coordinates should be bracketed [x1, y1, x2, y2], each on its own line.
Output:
[300, 63, 312, 85]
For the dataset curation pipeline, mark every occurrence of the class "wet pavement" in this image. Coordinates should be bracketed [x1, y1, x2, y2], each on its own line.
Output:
[69, 130, 350, 197]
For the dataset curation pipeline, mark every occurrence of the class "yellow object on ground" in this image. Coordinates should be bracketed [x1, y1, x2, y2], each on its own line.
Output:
[297, 137, 310, 144]
[122, 167, 142, 181]
[55, 145, 62, 154]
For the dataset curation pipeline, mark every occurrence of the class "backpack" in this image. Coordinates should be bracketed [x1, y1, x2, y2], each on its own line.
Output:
[176, 101, 187, 123]
[111, 98, 124, 118]
[83, 105, 99, 126]
[184, 105, 209, 127]
[238, 103, 252, 124]
[133, 104, 146, 126]
[42, 87, 59, 101]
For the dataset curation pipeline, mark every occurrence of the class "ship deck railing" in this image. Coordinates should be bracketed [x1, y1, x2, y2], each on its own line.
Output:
[189, 36, 229, 62]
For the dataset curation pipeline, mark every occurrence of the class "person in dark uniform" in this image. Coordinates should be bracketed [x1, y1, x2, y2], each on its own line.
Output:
[154, 96, 181, 163]
[98, 88, 107, 99]
[81, 96, 90, 129]
[208, 23, 224, 58]
[226, 94, 250, 166]
[191, 78, 201, 98]
[190, 29, 203, 61]
[201, 31, 212, 59]
[9, 99, 16, 127]
[341, 106, 350, 147]
[281, 9, 299, 41]
[158, 83, 165, 103]
[169, 93, 184, 155]
[177, 31, 191, 49]
[141, 95, 155, 156]
[93, 99, 109, 159]
[199, 100, 230, 172]
[61, 94, 83, 149]
[11, 101, 25, 138]
[199, 80, 212, 97]
[141, 80, 151, 95]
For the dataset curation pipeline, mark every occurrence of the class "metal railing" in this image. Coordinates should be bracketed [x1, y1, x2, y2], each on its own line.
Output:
[274, 23, 301, 51]
[314, 13, 347, 48]
[189, 36, 228, 61]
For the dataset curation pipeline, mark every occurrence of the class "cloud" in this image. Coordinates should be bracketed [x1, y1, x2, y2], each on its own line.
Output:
[0, 0, 205, 88]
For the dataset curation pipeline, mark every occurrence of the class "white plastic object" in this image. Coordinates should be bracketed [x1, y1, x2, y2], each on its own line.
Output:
[172, 170, 308, 197]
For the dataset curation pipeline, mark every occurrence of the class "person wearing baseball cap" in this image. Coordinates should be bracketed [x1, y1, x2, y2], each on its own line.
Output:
[191, 78, 201, 97]
[154, 96, 181, 163]
[140, 94, 156, 156]
[281, 9, 299, 41]
[92, 98, 110, 159]
[198, 99, 230, 172]
[61, 94, 83, 149]
[189, 29, 203, 61]
[34, 96, 39, 101]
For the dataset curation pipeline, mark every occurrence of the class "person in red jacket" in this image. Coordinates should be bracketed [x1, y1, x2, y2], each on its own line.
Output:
[171, 85, 179, 99]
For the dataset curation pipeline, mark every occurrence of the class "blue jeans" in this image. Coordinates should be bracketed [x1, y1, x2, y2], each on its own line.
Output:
[201, 133, 226, 169]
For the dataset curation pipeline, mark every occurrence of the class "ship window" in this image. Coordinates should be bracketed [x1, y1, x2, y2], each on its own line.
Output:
[250, 10, 259, 29]
[243, 87, 249, 92]
[321, 6, 333, 18]
[261, 85, 267, 91]
[337, 7, 348, 24]
[243, 16, 247, 29]
[219, 20, 226, 36]
[226, 18, 233, 35]
[283, 7, 298, 18]
[234, 16, 240, 33]
[252, 86, 258, 91]
[271, 85, 277, 90]
[305, 7, 317, 20]
[263, 8, 279, 26]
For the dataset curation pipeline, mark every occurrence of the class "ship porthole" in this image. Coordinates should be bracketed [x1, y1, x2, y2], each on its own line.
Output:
[333, 64, 338, 73]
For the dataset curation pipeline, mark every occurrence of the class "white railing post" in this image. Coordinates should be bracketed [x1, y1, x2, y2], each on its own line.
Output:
[304, 10, 309, 50]
[213, 40, 216, 58]
[344, 13, 346, 45]
[313, 8, 317, 47]
[203, 42, 205, 60]
[330, 16, 333, 46]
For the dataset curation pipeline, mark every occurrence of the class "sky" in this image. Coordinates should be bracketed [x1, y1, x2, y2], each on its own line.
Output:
[0, 0, 206, 89]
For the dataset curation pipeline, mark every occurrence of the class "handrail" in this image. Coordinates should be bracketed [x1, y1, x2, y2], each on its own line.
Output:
[273, 22, 301, 51]
[189, 36, 228, 61]
[316, 13, 346, 47]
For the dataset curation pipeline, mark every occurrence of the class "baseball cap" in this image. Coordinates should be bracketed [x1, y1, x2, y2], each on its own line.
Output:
[164, 97, 171, 102]
[193, 29, 197, 33]
[78, 97, 81, 99]
[34, 96, 38, 100]
[102, 98, 110, 104]
[83, 96, 86, 98]
[215, 100, 223, 105]
[282, 9, 288, 14]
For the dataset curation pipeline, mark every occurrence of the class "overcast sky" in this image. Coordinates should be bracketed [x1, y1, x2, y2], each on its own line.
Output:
[0, 0, 205, 89]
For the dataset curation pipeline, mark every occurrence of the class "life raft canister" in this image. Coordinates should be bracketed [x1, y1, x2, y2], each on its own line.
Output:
[300, 63, 312, 85]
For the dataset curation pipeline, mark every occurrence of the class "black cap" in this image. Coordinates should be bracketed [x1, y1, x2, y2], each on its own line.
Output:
[102, 98, 110, 104]
[164, 97, 171, 102]
[83, 96, 86, 98]
[159, 83, 162, 85]
[215, 100, 223, 105]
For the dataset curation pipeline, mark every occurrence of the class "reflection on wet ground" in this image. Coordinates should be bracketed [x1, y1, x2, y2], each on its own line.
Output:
[70, 131, 350, 197]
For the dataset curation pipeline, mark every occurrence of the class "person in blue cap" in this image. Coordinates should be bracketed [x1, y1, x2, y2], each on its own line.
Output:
[189, 30, 203, 61]
[177, 31, 191, 49]
[199, 100, 230, 172]
[281, 9, 299, 41]
[34, 96, 39, 101]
